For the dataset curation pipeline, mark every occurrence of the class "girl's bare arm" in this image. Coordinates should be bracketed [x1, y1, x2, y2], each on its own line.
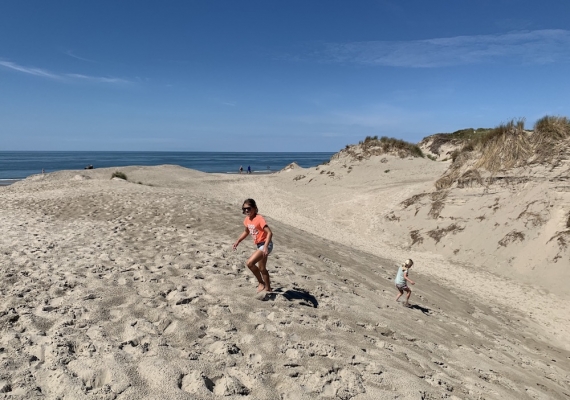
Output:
[233, 227, 249, 249]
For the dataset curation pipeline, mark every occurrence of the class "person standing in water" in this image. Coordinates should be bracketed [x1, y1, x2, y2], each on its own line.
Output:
[233, 199, 273, 293]
[239, 165, 244, 174]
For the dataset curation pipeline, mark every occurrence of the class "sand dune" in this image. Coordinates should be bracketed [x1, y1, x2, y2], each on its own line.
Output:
[1, 164, 569, 399]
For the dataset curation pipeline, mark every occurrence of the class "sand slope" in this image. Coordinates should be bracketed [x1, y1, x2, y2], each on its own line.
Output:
[1, 165, 569, 399]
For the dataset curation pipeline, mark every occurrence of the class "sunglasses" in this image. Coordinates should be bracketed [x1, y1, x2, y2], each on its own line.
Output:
[242, 207, 252, 213]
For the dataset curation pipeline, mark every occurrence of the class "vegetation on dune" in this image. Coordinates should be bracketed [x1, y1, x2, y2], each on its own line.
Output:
[434, 127, 492, 144]
[534, 115, 570, 140]
[475, 119, 531, 172]
[445, 127, 492, 140]
[332, 115, 569, 183]
[435, 115, 570, 189]
[111, 171, 128, 180]
[336, 135, 424, 161]
[531, 115, 570, 163]
[422, 128, 491, 157]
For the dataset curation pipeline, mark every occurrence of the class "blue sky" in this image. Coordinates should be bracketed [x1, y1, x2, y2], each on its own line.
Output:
[1, 0, 569, 152]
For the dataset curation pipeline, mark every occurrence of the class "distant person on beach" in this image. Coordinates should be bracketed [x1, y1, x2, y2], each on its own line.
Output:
[233, 198, 273, 293]
[247, 165, 251, 174]
[239, 165, 243, 174]
[395, 259, 415, 307]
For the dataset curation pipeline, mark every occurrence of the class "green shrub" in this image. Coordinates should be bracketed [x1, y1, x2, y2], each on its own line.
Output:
[377, 136, 424, 158]
[346, 135, 424, 159]
[448, 127, 491, 141]
[111, 171, 128, 180]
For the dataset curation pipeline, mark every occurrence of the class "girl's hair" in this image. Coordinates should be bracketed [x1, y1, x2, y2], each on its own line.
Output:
[243, 198, 258, 209]
[402, 259, 414, 270]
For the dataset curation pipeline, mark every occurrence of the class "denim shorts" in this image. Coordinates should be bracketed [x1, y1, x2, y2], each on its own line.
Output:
[257, 241, 273, 254]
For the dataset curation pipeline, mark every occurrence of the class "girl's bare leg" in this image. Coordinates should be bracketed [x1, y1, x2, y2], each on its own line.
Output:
[257, 253, 271, 292]
[404, 289, 412, 306]
[246, 250, 267, 292]
[395, 288, 403, 302]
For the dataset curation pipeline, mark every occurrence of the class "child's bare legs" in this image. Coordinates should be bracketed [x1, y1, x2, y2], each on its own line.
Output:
[395, 287, 404, 302]
[395, 287, 411, 305]
[246, 250, 271, 292]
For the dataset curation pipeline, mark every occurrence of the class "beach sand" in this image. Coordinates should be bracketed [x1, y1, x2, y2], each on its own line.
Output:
[1, 163, 569, 399]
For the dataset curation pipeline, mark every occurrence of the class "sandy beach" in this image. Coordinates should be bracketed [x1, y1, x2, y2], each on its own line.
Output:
[1, 160, 569, 399]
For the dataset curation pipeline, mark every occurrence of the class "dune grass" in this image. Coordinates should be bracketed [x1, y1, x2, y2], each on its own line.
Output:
[534, 115, 570, 140]
[435, 115, 570, 189]
[354, 136, 424, 158]
[111, 171, 128, 180]
[424, 127, 491, 157]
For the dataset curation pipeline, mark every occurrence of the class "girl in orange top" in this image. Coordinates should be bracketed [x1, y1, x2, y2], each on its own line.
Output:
[233, 198, 273, 293]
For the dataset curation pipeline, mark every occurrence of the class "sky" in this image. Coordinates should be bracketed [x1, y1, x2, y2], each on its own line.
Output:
[1, 0, 570, 152]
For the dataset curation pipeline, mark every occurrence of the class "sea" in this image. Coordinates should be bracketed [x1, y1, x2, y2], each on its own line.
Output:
[0, 151, 335, 185]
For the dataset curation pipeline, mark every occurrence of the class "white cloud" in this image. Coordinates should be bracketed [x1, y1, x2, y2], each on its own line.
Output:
[0, 61, 61, 79]
[64, 50, 97, 63]
[314, 29, 570, 67]
[66, 73, 129, 84]
[0, 60, 130, 83]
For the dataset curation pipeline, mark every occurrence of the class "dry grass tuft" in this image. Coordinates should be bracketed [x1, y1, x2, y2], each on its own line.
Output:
[498, 230, 525, 247]
[517, 212, 544, 228]
[547, 230, 570, 250]
[457, 169, 483, 188]
[428, 190, 448, 219]
[475, 119, 531, 172]
[400, 193, 429, 209]
[410, 230, 424, 246]
[516, 201, 547, 228]
[534, 115, 570, 141]
[435, 150, 473, 190]
[435, 166, 462, 190]
[427, 224, 464, 243]
[531, 116, 570, 163]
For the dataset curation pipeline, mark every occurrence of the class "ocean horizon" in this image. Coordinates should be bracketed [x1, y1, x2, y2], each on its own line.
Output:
[0, 151, 335, 184]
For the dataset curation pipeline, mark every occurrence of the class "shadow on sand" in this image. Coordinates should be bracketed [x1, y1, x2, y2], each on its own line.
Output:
[409, 304, 431, 315]
[267, 288, 319, 308]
